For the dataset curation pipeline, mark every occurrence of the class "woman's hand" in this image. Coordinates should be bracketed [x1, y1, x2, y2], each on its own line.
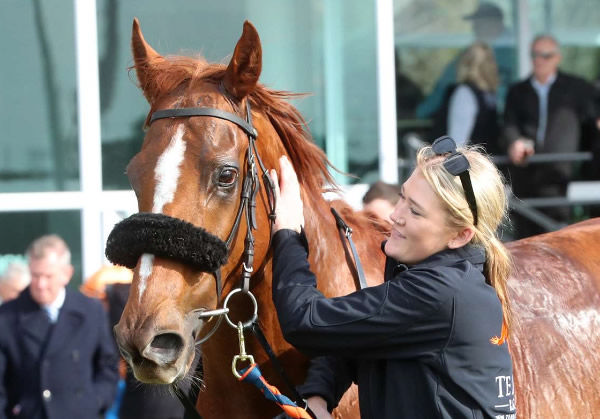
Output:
[270, 156, 305, 234]
[271, 396, 332, 419]
[306, 396, 333, 418]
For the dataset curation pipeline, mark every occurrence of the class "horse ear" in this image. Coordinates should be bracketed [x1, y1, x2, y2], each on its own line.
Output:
[223, 21, 262, 101]
[131, 18, 164, 103]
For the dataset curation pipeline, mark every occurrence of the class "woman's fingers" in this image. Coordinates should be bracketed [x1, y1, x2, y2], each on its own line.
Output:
[271, 156, 304, 234]
[270, 168, 280, 200]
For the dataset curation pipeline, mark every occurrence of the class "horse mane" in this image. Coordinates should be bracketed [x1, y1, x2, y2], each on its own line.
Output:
[134, 54, 337, 200]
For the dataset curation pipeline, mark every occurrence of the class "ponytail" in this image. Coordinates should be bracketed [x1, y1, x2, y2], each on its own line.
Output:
[482, 233, 513, 345]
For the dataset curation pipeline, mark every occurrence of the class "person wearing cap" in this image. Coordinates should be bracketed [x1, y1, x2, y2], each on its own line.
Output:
[268, 137, 517, 418]
[463, 2, 506, 42]
[502, 34, 599, 238]
[416, 2, 516, 119]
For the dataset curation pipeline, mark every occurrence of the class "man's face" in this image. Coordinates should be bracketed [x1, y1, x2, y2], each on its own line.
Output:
[29, 251, 72, 305]
[531, 38, 561, 82]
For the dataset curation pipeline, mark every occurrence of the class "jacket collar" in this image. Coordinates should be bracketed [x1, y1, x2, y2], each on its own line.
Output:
[18, 290, 52, 344]
[415, 244, 486, 271]
[527, 70, 564, 88]
[382, 241, 486, 274]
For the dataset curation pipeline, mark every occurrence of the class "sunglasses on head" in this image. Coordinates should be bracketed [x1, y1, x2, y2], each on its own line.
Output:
[431, 136, 478, 226]
[531, 50, 556, 60]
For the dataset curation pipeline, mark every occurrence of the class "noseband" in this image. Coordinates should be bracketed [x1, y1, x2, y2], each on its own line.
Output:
[105, 212, 228, 272]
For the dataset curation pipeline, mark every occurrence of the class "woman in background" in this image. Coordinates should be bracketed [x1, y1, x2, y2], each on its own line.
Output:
[433, 42, 500, 153]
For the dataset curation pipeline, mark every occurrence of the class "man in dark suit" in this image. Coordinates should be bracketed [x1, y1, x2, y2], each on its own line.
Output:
[502, 34, 599, 238]
[0, 235, 119, 419]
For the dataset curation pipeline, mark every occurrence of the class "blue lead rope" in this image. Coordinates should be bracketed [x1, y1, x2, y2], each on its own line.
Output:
[238, 364, 314, 419]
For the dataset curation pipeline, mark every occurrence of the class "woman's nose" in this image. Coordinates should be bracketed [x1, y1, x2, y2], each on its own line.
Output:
[390, 210, 405, 225]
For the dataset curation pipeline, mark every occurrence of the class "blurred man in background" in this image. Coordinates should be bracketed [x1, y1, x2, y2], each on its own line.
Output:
[0, 234, 119, 419]
[502, 34, 599, 238]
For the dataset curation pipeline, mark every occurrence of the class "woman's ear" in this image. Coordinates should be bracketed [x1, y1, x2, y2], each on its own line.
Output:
[447, 227, 475, 249]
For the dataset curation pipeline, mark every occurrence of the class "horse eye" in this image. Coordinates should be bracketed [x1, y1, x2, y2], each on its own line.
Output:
[218, 168, 238, 187]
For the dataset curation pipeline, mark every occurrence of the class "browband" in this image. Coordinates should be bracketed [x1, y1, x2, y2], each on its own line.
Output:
[150, 107, 257, 138]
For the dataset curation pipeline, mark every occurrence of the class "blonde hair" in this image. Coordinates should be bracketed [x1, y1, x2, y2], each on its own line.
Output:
[417, 145, 512, 341]
[26, 234, 71, 266]
[457, 42, 499, 92]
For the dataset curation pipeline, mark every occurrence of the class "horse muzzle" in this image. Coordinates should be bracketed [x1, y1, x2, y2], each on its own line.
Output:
[114, 310, 201, 384]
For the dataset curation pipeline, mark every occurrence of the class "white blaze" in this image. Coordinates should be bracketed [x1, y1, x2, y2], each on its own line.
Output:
[138, 124, 187, 302]
[138, 253, 154, 302]
[152, 124, 187, 213]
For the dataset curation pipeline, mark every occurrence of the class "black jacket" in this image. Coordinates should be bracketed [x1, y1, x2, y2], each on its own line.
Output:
[0, 288, 119, 419]
[272, 230, 516, 419]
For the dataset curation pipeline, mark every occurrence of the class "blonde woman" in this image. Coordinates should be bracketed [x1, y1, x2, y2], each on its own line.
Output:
[434, 42, 500, 152]
[269, 136, 515, 418]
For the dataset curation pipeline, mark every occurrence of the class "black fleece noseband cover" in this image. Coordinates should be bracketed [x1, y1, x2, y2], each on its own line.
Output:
[105, 212, 228, 272]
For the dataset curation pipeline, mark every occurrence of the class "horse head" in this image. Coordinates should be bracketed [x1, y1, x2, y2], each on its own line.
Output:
[107, 20, 390, 418]
[108, 19, 273, 384]
[109, 18, 345, 388]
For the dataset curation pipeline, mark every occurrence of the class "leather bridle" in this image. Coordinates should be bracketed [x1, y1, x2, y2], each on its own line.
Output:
[149, 101, 277, 341]
[107, 99, 362, 419]
[146, 101, 316, 419]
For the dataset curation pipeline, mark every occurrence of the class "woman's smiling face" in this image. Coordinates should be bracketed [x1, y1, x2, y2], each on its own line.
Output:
[384, 168, 459, 265]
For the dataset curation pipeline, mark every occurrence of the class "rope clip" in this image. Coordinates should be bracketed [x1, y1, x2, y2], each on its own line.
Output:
[232, 321, 254, 379]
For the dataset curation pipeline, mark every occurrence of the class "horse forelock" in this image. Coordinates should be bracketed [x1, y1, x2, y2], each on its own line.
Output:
[134, 55, 226, 125]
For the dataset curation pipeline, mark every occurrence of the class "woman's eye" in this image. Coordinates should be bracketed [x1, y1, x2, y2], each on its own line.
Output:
[218, 168, 238, 186]
[410, 208, 421, 216]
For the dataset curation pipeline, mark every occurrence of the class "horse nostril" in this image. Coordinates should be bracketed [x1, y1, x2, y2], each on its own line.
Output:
[151, 333, 183, 351]
[143, 333, 184, 365]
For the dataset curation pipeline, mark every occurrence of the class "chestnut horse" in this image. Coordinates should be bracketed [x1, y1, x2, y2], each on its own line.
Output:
[110, 19, 600, 418]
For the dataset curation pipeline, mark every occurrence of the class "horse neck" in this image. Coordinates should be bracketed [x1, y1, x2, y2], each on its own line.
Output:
[301, 191, 387, 295]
